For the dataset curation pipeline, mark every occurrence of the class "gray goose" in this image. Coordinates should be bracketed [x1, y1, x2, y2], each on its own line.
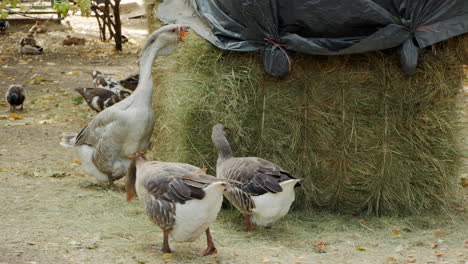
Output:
[126, 152, 230, 256]
[60, 24, 189, 188]
[20, 26, 43, 55]
[5, 85, 25, 113]
[0, 19, 9, 34]
[211, 124, 302, 231]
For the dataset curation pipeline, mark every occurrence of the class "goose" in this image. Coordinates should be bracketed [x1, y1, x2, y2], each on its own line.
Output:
[60, 24, 189, 188]
[126, 152, 232, 256]
[91, 71, 125, 94]
[74, 87, 130, 112]
[20, 45, 44, 55]
[63, 35, 86, 46]
[0, 19, 9, 34]
[5, 85, 25, 113]
[119, 74, 139, 91]
[20, 29, 43, 55]
[211, 124, 302, 231]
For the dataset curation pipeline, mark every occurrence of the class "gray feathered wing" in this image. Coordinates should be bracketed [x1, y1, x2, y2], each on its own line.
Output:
[142, 165, 224, 230]
[222, 157, 301, 214]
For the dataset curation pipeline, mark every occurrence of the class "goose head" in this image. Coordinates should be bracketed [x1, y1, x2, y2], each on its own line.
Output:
[211, 124, 226, 141]
[140, 24, 190, 57]
[91, 70, 102, 79]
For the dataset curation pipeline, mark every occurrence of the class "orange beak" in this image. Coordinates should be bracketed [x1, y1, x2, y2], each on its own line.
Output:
[126, 192, 134, 202]
[178, 26, 188, 41]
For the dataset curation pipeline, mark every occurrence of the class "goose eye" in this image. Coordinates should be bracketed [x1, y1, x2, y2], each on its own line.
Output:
[171, 29, 176, 32]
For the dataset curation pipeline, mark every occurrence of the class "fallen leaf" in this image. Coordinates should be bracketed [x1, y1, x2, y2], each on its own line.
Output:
[431, 243, 438, 249]
[385, 256, 398, 264]
[161, 253, 172, 259]
[0, 169, 8, 172]
[27, 242, 36, 245]
[313, 241, 328, 249]
[406, 256, 417, 263]
[8, 113, 24, 120]
[392, 229, 401, 237]
[72, 159, 82, 164]
[433, 230, 444, 237]
[464, 240, 468, 248]
[356, 247, 367, 251]
[262, 257, 271, 263]
[434, 250, 445, 257]
[72, 96, 84, 105]
[50, 172, 67, 178]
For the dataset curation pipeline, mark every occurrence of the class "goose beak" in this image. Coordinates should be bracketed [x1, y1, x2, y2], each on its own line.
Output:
[178, 26, 189, 41]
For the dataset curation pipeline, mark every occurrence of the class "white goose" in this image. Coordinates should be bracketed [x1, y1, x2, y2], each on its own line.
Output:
[60, 24, 189, 188]
[126, 152, 232, 256]
[211, 124, 302, 231]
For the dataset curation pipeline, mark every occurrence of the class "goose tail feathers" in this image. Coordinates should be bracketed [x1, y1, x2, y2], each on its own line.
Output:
[60, 132, 77, 147]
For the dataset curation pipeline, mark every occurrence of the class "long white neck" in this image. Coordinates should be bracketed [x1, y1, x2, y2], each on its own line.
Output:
[131, 38, 165, 106]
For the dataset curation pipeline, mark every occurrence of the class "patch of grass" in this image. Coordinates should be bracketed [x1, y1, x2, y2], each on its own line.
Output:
[149, 25, 467, 216]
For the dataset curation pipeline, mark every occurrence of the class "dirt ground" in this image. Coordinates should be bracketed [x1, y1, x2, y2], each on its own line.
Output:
[0, 16, 467, 264]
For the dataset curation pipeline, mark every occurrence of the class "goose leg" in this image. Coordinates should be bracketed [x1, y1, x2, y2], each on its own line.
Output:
[197, 228, 217, 256]
[107, 175, 118, 190]
[161, 229, 172, 253]
[19, 104, 23, 111]
[242, 214, 255, 232]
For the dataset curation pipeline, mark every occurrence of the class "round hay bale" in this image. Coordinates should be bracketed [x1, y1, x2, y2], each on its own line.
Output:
[146, 5, 467, 215]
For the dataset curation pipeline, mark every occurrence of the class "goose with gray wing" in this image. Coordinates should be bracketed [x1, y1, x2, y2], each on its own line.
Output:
[5, 85, 25, 113]
[60, 24, 189, 188]
[211, 124, 302, 231]
[126, 152, 231, 256]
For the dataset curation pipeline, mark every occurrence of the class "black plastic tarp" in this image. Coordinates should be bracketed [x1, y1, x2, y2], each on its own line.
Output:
[159, 0, 468, 76]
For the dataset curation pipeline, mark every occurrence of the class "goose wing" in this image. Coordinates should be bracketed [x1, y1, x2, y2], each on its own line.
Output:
[75, 87, 119, 112]
[227, 157, 298, 196]
[143, 164, 223, 204]
[74, 107, 122, 146]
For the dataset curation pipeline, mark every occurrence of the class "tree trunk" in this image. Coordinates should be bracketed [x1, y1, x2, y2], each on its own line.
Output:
[113, 0, 122, 51]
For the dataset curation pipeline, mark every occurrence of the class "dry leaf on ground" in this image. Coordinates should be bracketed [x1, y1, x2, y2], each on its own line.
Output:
[313, 241, 328, 249]
[9, 113, 24, 120]
[392, 229, 401, 237]
[433, 230, 444, 237]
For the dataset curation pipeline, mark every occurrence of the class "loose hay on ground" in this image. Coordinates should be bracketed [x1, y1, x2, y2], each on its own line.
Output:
[148, 25, 467, 216]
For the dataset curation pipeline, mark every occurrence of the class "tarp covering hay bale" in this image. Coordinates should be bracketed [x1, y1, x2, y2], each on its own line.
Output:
[146, 7, 467, 216]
